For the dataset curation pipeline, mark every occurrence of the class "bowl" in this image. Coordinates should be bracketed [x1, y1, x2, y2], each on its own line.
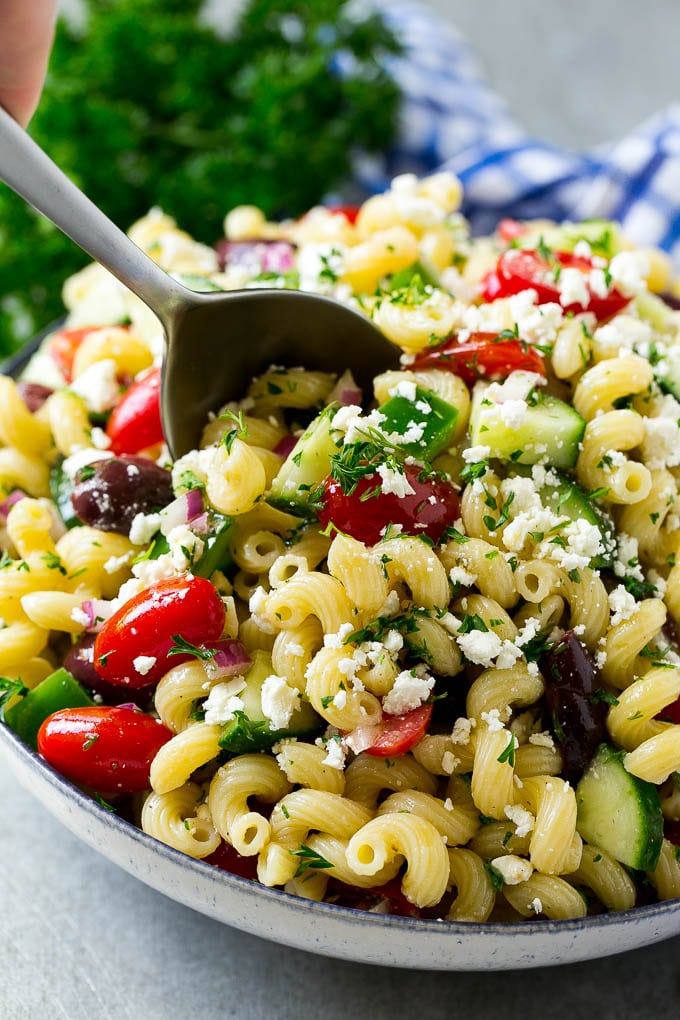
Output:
[3, 721, 680, 970]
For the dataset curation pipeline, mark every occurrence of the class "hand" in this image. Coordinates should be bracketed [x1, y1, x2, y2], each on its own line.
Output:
[0, 0, 58, 126]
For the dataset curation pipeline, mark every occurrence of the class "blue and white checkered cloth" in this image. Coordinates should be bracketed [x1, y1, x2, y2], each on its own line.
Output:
[352, 1, 680, 261]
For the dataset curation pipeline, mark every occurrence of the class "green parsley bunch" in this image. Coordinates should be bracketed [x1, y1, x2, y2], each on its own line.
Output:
[0, 0, 402, 357]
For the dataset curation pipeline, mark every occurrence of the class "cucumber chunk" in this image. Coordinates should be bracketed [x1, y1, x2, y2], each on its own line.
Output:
[470, 388, 585, 469]
[377, 385, 458, 460]
[268, 405, 341, 515]
[539, 471, 616, 568]
[514, 220, 623, 260]
[576, 743, 663, 871]
[218, 650, 322, 755]
[49, 458, 81, 529]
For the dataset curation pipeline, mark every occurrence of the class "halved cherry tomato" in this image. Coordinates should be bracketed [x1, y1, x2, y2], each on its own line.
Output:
[327, 877, 422, 917]
[106, 367, 163, 455]
[37, 705, 172, 794]
[482, 248, 630, 321]
[497, 218, 528, 244]
[318, 464, 459, 546]
[412, 331, 546, 385]
[94, 575, 226, 689]
[48, 326, 97, 382]
[364, 703, 433, 757]
[204, 841, 259, 880]
[326, 204, 361, 224]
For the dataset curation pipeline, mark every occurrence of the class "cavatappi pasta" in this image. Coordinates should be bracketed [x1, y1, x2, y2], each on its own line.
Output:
[3, 170, 680, 924]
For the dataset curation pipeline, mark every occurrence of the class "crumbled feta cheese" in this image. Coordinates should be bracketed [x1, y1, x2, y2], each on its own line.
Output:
[529, 731, 555, 749]
[321, 737, 347, 770]
[62, 446, 114, 480]
[382, 666, 435, 715]
[594, 314, 652, 350]
[129, 511, 162, 546]
[495, 639, 524, 670]
[70, 607, 91, 627]
[333, 689, 348, 710]
[202, 677, 247, 725]
[323, 622, 356, 649]
[642, 414, 680, 470]
[376, 462, 416, 497]
[104, 551, 134, 575]
[248, 586, 276, 634]
[457, 629, 504, 667]
[70, 358, 120, 414]
[490, 854, 533, 885]
[462, 444, 491, 463]
[388, 379, 417, 401]
[260, 674, 300, 730]
[504, 804, 535, 838]
[480, 708, 506, 732]
[167, 524, 205, 571]
[449, 565, 476, 587]
[608, 585, 638, 627]
[441, 750, 459, 774]
[451, 716, 475, 744]
[609, 250, 650, 296]
[132, 552, 182, 588]
[499, 398, 528, 430]
[557, 267, 590, 308]
[133, 654, 157, 676]
[529, 897, 543, 914]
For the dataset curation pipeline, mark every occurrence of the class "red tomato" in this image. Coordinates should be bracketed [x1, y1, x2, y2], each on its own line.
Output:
[325, 204, 360, 224]
[497, 218, 528, 243]
[49, 327, 97, 382]
[204, 841, 259, 880]
[412, 331, 546, 385]
[37, 705, 171, 794]
[482, 248, 630, 321]
[327, 877, 421, 917]
[364, 703, 433, 757]
[318, 465, 460, 546]
[94, 575, 226, 689]
[106, 367, 163, 455]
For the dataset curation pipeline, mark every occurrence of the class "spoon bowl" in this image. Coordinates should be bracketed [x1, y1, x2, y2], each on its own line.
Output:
[162, 286, 398, 457]
[0, 106, 397, 455]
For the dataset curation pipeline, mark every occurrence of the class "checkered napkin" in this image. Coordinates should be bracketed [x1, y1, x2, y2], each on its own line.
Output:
[351, 1, 680, 261]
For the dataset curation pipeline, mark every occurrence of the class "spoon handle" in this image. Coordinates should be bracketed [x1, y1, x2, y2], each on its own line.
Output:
[0, 105, 190, 322]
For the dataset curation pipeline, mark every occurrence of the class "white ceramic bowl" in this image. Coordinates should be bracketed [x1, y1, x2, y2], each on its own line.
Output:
[3, 722, 680, 971]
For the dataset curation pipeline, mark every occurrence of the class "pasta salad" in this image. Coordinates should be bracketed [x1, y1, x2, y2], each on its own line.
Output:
[2, 171, 680, 922]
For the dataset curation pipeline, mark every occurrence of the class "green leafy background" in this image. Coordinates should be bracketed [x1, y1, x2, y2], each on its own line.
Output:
[0, 0, 401, 357]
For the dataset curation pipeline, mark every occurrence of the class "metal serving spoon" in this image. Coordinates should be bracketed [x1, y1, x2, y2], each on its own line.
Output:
[0, 107, 397, 456]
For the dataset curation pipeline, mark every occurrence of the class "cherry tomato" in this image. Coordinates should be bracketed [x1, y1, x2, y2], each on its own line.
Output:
[327, 877, 421, 917]
[325, 204, 360, 224]
[204, 841, 259, 880]
[318, 465, 460, 546]
[106, 367, 163, 455]
[37, 705, 172, 794]
[412, 331, 546, 385]
[497, 218, 528, 244]
[49, 327, 97, 382]
[94, 575, 226, 689]
[482, 248, 630, 321]
[364, 703, 433, 757]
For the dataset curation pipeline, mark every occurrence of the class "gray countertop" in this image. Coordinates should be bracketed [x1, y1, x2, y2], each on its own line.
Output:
[5, 2, 680, 1016]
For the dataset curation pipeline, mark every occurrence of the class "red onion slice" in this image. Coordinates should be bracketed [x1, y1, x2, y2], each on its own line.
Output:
[159, 490, 204, 536]
[205, 639, 252, 679]
[80, 598, 116, 632]
[0, 489, 27, 518]
[273, 434, 299, 459]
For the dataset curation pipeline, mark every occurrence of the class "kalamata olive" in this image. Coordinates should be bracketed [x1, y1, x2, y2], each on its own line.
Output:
[71, 456, 173, 534]
[539, 630, 608, 781]
[64, 634, 151, 708]
[17, 381, 53, 411]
